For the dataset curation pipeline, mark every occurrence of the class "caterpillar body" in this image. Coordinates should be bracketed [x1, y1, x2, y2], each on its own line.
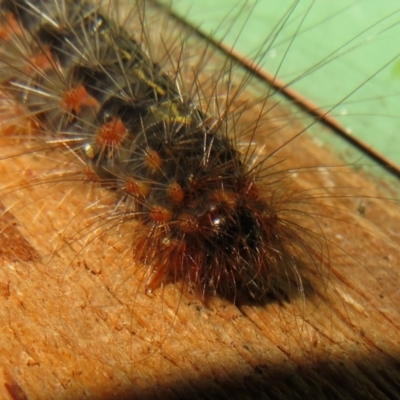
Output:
[0, 0, 399, 398]
[0, 0, 315, 302]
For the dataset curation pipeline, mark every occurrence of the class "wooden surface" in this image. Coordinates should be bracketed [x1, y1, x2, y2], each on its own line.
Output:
[0, 95, 400, 400]
[0, 2, 400, 399]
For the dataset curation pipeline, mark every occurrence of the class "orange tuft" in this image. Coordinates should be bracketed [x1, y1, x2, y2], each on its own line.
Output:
[96, 117, 127, 148]
[61, 84, 99, 114]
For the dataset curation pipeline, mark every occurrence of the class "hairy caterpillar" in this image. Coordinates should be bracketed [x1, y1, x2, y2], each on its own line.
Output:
[0, 1, 399, 398]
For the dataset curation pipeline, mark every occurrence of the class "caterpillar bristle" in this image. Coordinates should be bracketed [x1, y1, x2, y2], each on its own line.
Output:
[0, 0, 399, 398]
[0, 0, 319, 304]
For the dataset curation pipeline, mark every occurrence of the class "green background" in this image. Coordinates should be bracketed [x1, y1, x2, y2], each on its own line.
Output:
[163, 0, 400, 169]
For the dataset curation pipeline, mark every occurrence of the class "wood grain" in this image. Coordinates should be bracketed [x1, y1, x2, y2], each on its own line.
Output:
[0, 3, 399, 399]
[1, 95, 399, 399]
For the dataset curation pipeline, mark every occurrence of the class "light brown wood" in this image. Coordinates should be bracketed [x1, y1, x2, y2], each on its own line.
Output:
[0, 93, 399, 399]
[0, 2, 399, 399]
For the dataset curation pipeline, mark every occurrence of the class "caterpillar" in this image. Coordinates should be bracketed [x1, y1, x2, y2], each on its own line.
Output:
[0, 1, 399, 398]
[0, 0, 332, 302]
